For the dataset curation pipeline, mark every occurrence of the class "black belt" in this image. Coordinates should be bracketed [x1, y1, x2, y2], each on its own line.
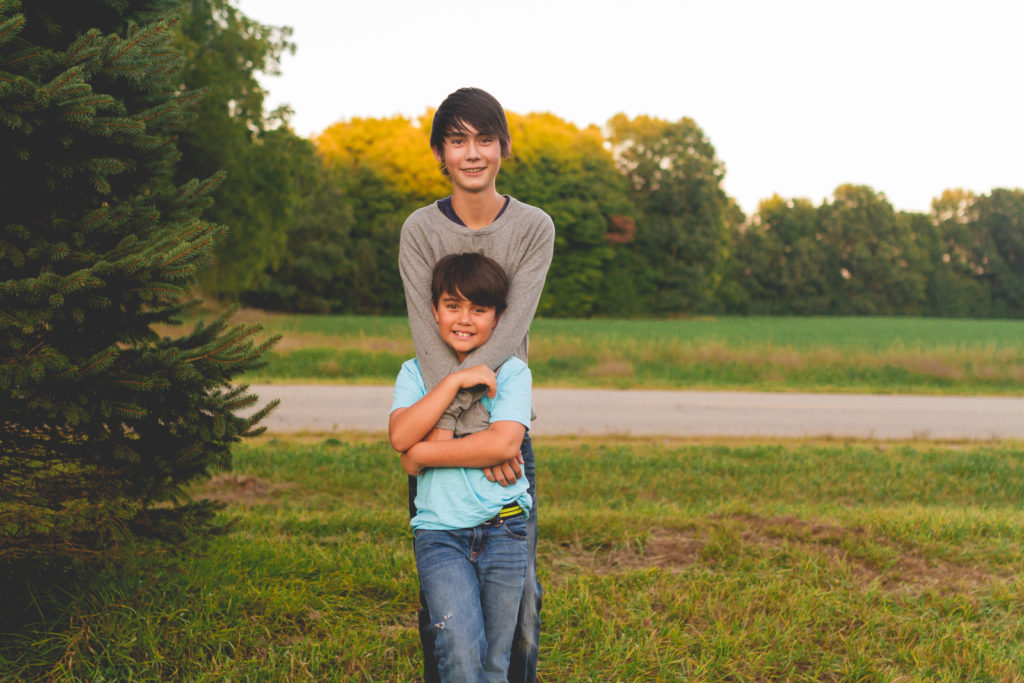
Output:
[482, 503, 524, 526]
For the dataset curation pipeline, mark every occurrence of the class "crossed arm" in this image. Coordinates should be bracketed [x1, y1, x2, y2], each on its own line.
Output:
[389, 365, 526, 484]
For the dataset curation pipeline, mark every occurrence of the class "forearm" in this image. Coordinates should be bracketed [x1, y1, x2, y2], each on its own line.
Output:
[404, 423, 525, 473]
[399, 229, 459, 389]
[399, 227, 464, 429]
[388, 376, 461, 452]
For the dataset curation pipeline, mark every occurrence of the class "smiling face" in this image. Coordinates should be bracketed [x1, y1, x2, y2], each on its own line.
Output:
[432, 290, 499, 362]
[432, 122, 506, 196]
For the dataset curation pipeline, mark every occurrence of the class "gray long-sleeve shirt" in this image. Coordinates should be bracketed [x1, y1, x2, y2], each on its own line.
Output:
[398, 196, 555, 435]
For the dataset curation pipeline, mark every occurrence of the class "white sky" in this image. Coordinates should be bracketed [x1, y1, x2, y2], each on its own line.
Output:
[238, 0, 1022, 217]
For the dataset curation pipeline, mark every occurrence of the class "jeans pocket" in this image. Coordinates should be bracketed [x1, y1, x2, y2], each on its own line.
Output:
[502, 515, 528, 541]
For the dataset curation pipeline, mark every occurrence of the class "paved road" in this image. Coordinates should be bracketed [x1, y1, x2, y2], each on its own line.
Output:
[247, 385, 1024, 440]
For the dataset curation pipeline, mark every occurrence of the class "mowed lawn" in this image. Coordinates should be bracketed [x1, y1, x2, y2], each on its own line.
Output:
[208, 311, 1024, 395]
[5, 438, 1024, 681]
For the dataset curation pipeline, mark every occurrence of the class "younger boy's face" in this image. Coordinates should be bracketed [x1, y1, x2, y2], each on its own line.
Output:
[432, 291, 499, 362]
[433, 123, 505, 196]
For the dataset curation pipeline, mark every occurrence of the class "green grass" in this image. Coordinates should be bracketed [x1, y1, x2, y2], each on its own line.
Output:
[224, 311, 1024, 350]
[217, 312, 1024, 394]
[5, 437, 1024, 680]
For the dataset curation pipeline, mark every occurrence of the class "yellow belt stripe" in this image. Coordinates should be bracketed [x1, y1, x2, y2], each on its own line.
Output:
[499, 505, 522, 518]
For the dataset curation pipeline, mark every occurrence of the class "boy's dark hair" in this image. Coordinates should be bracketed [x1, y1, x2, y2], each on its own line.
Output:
[430, 88, 512, 173]
[431, 253, 509, 313]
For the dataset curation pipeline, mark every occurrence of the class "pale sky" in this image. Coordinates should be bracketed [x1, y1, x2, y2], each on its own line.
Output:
[238, 0, 1022, 217]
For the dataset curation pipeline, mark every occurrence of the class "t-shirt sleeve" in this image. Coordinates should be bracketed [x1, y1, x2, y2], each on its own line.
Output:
[390, 360, 427, 414]
[486, 362, 532, 427]
[398, 213, 462, 430]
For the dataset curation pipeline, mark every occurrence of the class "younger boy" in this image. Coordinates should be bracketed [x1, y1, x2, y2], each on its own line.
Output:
[390, 253, 532, 681]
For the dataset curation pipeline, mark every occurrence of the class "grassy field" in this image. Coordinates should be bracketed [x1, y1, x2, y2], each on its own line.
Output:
[198, 311, 1024, 395]
[5, 437, 1024, 681]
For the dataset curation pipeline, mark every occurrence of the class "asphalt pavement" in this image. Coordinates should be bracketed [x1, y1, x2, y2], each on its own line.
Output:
[246, 384, 1024, 440]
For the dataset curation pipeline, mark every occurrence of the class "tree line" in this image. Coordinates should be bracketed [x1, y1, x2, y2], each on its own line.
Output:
[176, 3, 1023, 319]
[229, 118, 1024, 319]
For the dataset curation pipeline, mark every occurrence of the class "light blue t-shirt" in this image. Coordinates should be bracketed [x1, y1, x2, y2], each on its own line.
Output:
[390, 357, 533, 531]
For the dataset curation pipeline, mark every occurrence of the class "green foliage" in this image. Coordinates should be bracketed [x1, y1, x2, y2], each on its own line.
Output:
[818, 185, 930, 315]
[328, 163, 415, 315]
[0, 0, 276, 563]
[278, 116, 440, 315]
[926, 189, 993, 317]
[919, 187, 1024, 319]
[609, 113, 736, 313]
[241, 163, 358, 313]
[731, 185, 1024, 318]
[174, 0, 318, 297]
[256, 112, 642, 318]
[735, 196, 834, 314]
[968, 189, 1024, 316]
[502, 113, 636, 317]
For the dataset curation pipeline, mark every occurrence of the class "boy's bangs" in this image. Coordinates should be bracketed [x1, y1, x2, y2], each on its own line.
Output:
[440, 280, 501, 310]
[445, 117, 496, 140]
[455, 284, 503, 309]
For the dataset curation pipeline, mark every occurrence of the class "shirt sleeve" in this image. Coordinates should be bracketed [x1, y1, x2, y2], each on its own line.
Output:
[390, 360, 427, 414]
[485, 362, 533, 427]
[398, 216, 462, 429]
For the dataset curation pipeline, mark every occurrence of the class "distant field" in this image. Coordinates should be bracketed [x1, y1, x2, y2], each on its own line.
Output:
[176, 311, 1024, 394]
[6, 437, 1024, 680]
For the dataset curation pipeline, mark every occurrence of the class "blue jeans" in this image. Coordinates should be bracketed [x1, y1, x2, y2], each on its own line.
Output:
[415, 514, 528, 681]
[412, 436, 541, 683]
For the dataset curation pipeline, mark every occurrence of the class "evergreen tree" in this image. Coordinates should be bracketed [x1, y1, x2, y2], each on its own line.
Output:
[0, 0, 276, 562]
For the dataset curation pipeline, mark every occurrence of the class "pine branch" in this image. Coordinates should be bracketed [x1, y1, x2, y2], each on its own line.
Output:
[0, 12, 25, 47]
[108, 23, 165, 65]
[60, 29, 102, 68]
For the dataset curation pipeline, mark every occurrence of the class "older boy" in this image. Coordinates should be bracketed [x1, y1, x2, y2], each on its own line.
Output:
[399, 87, 554, 682]
[390, 253, 532, 681]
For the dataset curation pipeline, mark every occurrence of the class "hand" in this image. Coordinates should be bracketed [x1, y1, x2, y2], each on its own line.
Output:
[482, 453, 523, 487]
[451, 364, 497, 398]
[401, 448, 424, 476]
